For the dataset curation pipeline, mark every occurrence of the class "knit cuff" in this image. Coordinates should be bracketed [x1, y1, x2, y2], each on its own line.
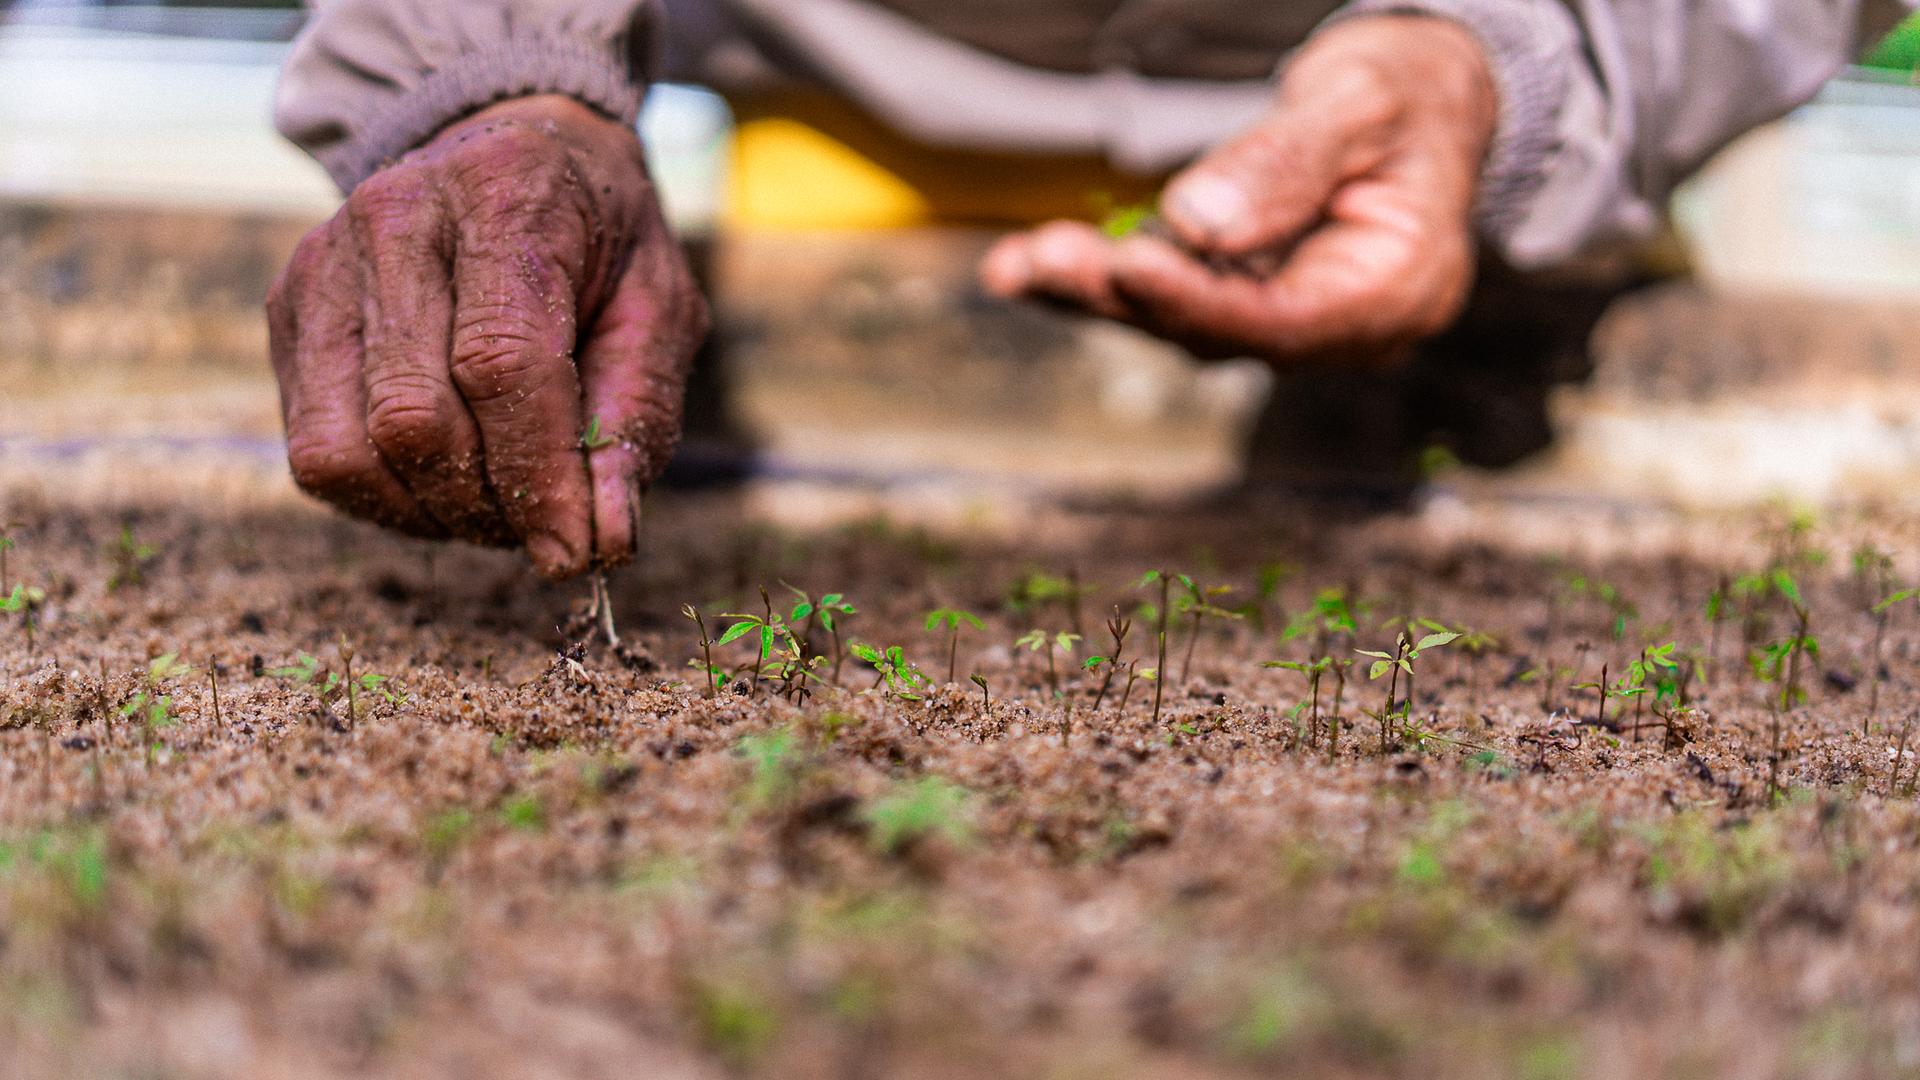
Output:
[326, 34, 647, 191]
[1316, 0, 1576, 245]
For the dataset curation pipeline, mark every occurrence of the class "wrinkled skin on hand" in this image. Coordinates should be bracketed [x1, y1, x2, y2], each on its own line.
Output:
[268, 94, 709, 580]
[981, 15, 1498, 366]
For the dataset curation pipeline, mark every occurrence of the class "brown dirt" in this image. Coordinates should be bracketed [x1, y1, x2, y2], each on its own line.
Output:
[3, 484, 1920, 1080]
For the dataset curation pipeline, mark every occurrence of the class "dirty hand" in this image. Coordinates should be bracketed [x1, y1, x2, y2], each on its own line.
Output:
[981, 15, 1497, 365]
[268, 94, 709, 579]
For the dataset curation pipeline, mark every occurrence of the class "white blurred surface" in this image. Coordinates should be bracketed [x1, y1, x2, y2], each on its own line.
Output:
[0, 22, 732, 229]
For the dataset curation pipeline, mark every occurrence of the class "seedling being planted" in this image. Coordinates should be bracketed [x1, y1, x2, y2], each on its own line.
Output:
[924, 608, 985, 684]
[1016, 628, 1082, 698]
[585, 571, 620, 647]
[1356, 629, 1457, 753]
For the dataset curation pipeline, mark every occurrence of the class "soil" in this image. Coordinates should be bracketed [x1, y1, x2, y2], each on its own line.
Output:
[3, 482, 1920, 1080]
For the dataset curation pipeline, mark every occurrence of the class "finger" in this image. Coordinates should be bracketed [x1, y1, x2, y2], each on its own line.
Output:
[575, 228, 711, 566]
[979, 233, 1034, 297]
[347, 172, 513, 545]
[1162, 65, 1400, 256]
[1111, 218, 1433, 363]
[998, 221, 1133, 320]
[449, 224, 594, 580]
[273, 223, 444, 536]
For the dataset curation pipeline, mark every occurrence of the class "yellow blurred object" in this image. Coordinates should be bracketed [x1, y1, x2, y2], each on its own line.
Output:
[725, 92, 1164, 230]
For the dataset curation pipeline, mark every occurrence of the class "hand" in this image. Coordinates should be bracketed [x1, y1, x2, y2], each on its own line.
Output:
[980, 16, 1497, 365]
[267, 94, 709, 579]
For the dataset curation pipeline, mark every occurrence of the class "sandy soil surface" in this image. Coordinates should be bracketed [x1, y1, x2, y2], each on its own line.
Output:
[3, 476, 1920, 1080]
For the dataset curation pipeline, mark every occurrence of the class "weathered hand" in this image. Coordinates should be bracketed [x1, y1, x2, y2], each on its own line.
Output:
[267, 94, 709, 579]
[980, 16, 1497, 365]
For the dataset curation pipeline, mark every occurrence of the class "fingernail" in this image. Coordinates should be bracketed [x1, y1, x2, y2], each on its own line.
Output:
[1169, 174, 1250, 240]
[528, 532, 576, 577]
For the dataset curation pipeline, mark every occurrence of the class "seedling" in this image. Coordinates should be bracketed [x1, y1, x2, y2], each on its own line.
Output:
[718, 588, 789, 691]
[1623, 642, 1682, 741]
[0, 522, 18, 594]
[1282, 588, 1359, 657]
[270, 649, 407, 717]
[970, 673, 991, 713]
[925, 608, 985, 684]
[850, 643, 929, 700]
[580, 415, 616, 451]
[862, 776, 972, 854]
[1750, 594, 1816, 802]
[1007, 569, 1090, 638]
[1016, 628, 1082, 698]
[122, 652, 192, 763]
[1869, 585, 1917, 730]
[1137, 570, 1184, 726]
[1083, 611, 1133, 711]
[1266, 656, 1335, 748]
[1, 583, 46, 651]
[1357, 629, 1457, 753]
[1173, 576, 1245, 683]
[106, 525, 157, 592]
[1563, 573, 1637, 641]
[683, 605, 726, 698]
[786, 587, 857, 680]
[1119, 660, 1157, 712]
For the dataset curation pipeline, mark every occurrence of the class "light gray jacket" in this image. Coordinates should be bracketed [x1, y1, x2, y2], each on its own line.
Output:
[275, 0, 1917, 268]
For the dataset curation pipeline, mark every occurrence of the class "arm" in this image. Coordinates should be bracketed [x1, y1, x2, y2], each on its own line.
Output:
[269, 2, 707, 580]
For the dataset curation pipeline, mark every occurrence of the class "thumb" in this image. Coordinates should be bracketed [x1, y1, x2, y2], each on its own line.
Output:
[1162, 65, 1402, 257]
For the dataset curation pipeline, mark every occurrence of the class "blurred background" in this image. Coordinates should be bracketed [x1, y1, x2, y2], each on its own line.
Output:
[2, 1, 1919, 519]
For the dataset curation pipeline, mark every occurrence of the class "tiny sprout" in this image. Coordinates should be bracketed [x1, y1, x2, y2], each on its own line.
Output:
[1356, 629, 1457, 753]
[1867, 585, 1920, 729]
[851, 643, 929, 700]
[581, 415, 617, 451]
[787, 586, 857, 680]
[684, 604, 722, 699]
[862, 776, 972, 854]
[1137, 570, 1187, 726]
[971, 673, 991, 713]
[925, 608, 986, 684]
[123, 652, 194, 761]
[106, 525, 158, 592]
[719, 588, 790, 691]
[1016, 628, 1082, 698]
[1, 583, 47, 651]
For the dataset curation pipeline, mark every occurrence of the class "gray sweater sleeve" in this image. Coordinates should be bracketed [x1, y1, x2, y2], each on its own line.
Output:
[1324, 0, 1919, 266]
[275, 0, 658, 193]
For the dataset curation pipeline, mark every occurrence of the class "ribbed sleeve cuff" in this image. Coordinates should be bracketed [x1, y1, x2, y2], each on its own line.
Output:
[326, 35, 647, 192]
[1316, 0, 1576, 245]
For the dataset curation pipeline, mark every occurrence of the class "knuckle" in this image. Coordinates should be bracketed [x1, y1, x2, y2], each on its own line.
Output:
[286, 436, 370, 498]
[364, 378, 452, 462]
[450, 316, 561, 403]
[347, 169, 431, 239]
